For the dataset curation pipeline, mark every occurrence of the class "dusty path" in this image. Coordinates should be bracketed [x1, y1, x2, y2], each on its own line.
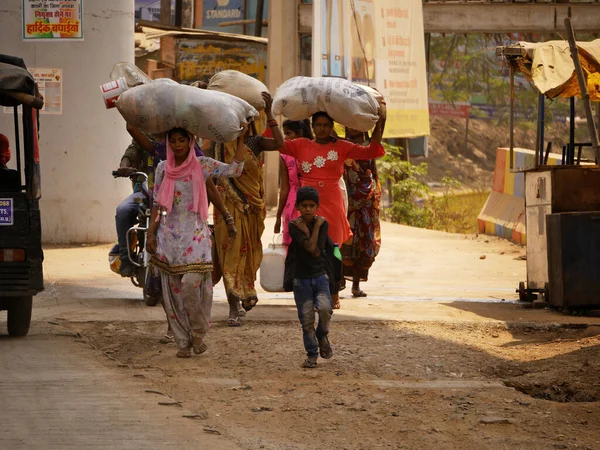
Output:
[2, 219, 600, 449]
[0, 325, 239, 449]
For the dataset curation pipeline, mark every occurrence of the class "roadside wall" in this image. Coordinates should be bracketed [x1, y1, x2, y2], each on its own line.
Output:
[0, 0, 134, 243]
[477, 147, 562, 245]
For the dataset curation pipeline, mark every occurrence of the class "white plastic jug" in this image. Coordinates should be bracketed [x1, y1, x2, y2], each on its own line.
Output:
[260, 235, 287, 292]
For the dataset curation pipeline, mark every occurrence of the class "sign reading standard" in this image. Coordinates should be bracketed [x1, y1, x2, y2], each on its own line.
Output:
[22, 0, 83, 41]
[202, 0, 243, 28]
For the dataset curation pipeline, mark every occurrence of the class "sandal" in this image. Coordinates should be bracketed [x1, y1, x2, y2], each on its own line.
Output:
[227, 317, 242, 327]
[302, 358, 318, 369]
[332, 298, 341, 309]
[176, 346, 191, 358]
[352, 289, 367, 298]
[191, 336, 208, 354]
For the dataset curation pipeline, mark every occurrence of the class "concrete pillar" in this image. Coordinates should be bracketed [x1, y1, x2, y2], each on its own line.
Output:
[266, 0, 299, 208]
[0, 0, 134, 243]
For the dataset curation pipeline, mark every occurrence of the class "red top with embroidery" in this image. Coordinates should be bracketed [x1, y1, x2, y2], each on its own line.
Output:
[281, 138, 384, 245]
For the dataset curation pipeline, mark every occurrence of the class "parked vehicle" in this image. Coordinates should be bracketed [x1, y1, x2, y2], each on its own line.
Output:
[0, 54, 45, 336]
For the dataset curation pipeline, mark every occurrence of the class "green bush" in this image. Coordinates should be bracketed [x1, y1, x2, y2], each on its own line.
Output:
[377, 145, 488, 233]
[378, 144, 432, 228]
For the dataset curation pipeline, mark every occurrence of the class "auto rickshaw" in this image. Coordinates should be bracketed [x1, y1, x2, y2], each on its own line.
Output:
[0, 54, 44, 336]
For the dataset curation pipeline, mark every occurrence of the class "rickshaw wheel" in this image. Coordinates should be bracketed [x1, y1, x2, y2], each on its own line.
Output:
[7, 296, 33, 337]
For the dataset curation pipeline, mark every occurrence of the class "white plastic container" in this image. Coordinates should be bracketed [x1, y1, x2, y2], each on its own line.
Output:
[260, 235, 287, 292]
[100, 77, 128, 109]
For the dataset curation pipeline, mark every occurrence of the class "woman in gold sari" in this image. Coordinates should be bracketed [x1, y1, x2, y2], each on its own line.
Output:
[211, 92, 285, 326]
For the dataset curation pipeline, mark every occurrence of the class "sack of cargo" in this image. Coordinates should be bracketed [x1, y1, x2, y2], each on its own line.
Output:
[207, 70, 268, 110]
[356, 83, 384, 104]
[273, 76, 379, 132]
[115, 80, 259, 143]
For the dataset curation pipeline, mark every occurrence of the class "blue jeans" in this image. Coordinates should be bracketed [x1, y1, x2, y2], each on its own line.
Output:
[115, 191, 144, 263]
[293, 275, 333, 358]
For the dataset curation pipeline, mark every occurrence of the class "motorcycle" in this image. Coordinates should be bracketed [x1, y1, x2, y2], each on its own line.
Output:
[110, 169, 161, 306]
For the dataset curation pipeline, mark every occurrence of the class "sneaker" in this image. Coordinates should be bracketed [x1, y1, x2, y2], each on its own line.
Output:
[302, 357, 318, 369]
[120, 260, 135, 278]
[318, 337, 333, 359]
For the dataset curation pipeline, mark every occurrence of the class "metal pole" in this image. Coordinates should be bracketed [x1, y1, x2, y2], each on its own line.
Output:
[254, 0, 265, 37]
[535, 93, 541, 168]
[13, 107, 22, 188]
[569, 96, 576, 164]
[564, 18, 600, 163]
[539, 94, 545, 166]
[509, 63, 515, 170]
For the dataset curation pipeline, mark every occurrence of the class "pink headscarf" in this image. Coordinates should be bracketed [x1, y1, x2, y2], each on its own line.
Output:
[155, 133, 208, 221]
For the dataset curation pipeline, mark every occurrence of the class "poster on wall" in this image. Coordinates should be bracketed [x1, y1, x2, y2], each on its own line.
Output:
[313, 0, 429, 138]
[200, 0, 243, 28]
[22, 0, 83, 41]
[3, 68, 63, 115]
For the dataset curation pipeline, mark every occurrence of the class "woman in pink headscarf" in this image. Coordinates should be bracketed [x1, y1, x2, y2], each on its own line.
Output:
[147, 126, 248, 358]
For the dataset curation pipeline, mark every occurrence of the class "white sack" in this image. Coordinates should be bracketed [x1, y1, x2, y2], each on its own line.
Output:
[207, 70, 268, 110]
[356, 83, 384, 104]
[273, 76, 379, 132]
[116, 81, 258, 143]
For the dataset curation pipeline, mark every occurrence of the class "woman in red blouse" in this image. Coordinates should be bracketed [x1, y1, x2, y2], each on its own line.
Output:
[281, 107, 386, 308]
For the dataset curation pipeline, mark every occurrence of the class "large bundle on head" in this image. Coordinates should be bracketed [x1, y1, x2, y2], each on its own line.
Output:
[207, 70, 268, 110]
[115, 79, 258, 143]
[356, 83, 384, 104]
[273, 76, 379, 132]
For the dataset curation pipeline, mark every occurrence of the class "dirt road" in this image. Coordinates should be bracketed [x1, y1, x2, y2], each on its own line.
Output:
[2, 219, 600, 449]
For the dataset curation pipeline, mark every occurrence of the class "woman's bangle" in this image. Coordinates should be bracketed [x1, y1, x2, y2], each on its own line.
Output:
[222, 211, 234, 224]
[267, 119, 278, 128]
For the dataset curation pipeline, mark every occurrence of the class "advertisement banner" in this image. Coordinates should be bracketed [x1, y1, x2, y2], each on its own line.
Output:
[429, 101, 471, 119]
[313, 0, 430, 138]
[200, 0, 243, 28]
[22, 0, 83, 41]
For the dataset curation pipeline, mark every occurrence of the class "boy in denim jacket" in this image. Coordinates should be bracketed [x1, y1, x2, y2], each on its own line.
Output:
[288, 186, 334, 368]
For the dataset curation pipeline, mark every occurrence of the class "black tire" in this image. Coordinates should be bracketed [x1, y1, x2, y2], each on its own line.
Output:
[518, 281, 528, 302]
[7, 296, 33, 337]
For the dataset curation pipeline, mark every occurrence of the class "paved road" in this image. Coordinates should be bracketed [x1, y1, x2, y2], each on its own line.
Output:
[0, 330, 239, 450]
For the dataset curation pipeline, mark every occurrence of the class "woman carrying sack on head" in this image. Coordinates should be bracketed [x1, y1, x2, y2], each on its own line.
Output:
[281, 106, 387, 309]
[210, 92, 285, 326]
[147, 126, 248, 358]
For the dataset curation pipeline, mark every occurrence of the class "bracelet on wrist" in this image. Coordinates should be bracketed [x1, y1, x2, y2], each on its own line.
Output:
[267, 119, 278, 128]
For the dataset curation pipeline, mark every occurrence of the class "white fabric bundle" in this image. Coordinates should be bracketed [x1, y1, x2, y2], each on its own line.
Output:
[273, 76, 379, 132]
[116, 79, 258, 143]
[207, 70, 268, 110]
